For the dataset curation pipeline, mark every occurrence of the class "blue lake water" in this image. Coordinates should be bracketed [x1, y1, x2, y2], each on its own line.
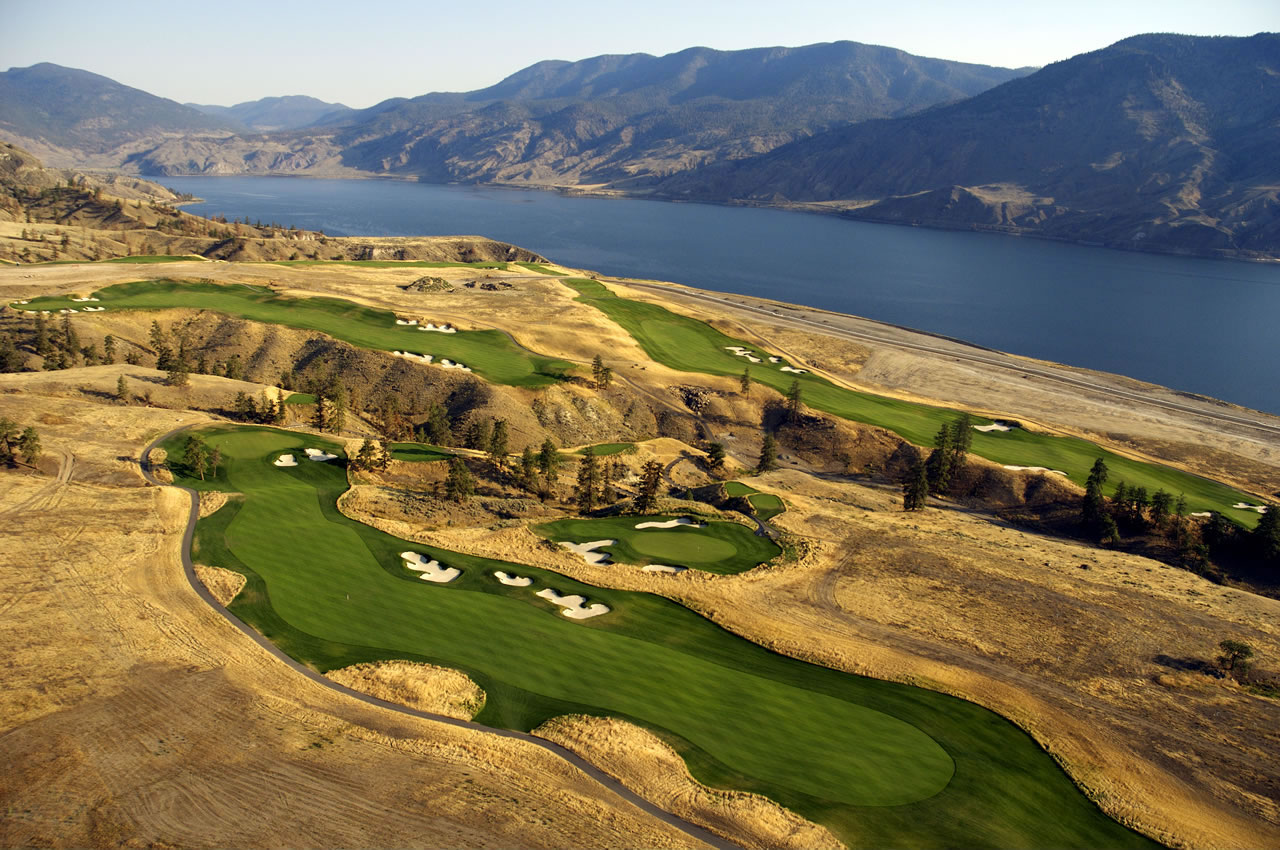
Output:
[161, 176, 1280, 415]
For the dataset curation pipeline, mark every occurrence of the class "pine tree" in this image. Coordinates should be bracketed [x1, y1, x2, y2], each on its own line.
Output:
[488, 419, 509, 465]
[311, 390, 328, 431]
[903, 458, 929, 511]
[103, 334, 116, 364]
[464, 418, 491, 451]
[1081, 457, 1111, 538]
[926, 423, 955, 495]
[950, 413, 974, 469]
[519, 446, 538, 491]
[740, 367, 751, 394]
[183, 434, 209, 480]
[706, 442, 726, 473]
[445, 457, 474, 501]
[1254, 505, 1280, 563]
[757, 433, 778, 473]
[785, 380, 803, 422]
[149, 321, 172, 370]
[0, 418, 15, 465]
[17, 426, 40, 465]
[538, 437, 560, 482]
[353, 439, 378, 471]
[423, 403, 451, 445]
[1150, 490, 1173, 529]
[575, 453, 601, 513]
[591, 355, 612, 390]
[209, 446, 222, 478]
[0, 334, 20, 372]
[34, 314, 51, 356]
[116, 375, 129, 402]
[636, 460, 664, 513]
[61, 315, 79, 359]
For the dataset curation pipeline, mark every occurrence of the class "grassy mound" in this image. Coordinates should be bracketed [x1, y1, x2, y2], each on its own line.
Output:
[163, 425, 1153, 848]
[565, 278, 1260, 526]
[537, 514, 777, 575]
[15, 280, 572, 388]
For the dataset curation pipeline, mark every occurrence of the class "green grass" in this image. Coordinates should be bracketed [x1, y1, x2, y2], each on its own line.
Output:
[577, 442, 637, 456]
[535, 515, 779, 575]
[517, 262, 568, 276]
[389, 441, 455, 462]
[725, 481, 786, 521]
[282, 392, 316, 405]
[102, 254, 206, 263]
[164, 424, 1155, 848]
[13, 280, 572, 388]
[267, 259, 510, 269]
[565, 278, 1260, 527]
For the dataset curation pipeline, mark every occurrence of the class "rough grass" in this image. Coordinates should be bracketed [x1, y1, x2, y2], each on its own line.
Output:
[536, 515, 779, 575]
[15, 279, 572, 388]
[389, 441, 454, 462]
[163, 424, 1154, 849]
[565, 279, 1260, 526]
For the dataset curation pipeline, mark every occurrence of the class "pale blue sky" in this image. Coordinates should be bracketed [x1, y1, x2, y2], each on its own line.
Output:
[9, 0, 1277, 107]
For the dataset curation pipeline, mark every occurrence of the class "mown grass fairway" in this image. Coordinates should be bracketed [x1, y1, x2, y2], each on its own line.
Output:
[14, 280, 572, 387]
[268, 259, 510, 269]
[576, 442, 636, 456]
[389, 441, 454, 462]
[566, 279, 1259, 526]
[163, 425, 1153, 849]
[516, 262, 567, 275]
[282, 392, 316, 405]
[537, 515, 778, 574]
[725, 481, 786, 521]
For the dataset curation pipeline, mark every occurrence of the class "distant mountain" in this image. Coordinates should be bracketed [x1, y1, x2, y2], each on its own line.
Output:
[0, 63, 234, 164]
[128, 42, 1029, 183]
[656, 34, 1280, 257]
[187, 95, 357, 131]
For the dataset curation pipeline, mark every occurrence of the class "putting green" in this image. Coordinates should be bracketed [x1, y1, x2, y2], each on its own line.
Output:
[725, 481, 786, 521]
[566, 278, 1261, 527]
[537, 515, 778, 574]
[162, 425, 1154, 848]
[13, 280, 572, 388]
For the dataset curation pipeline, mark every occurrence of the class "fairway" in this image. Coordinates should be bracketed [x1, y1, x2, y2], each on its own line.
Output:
[389, 441, 454, 462]
[725, 481, 786, 521]
[267, 259, 510, 269]
[537, 515, 778, 574]
[14, 280, 572, 387]
[566, 279, 1260, 526]
[164, 425, 1153, 849]
[577, 442, 636, 456]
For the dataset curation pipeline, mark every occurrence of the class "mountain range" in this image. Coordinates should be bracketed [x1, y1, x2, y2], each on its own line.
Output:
[1, 33, 1276, 258]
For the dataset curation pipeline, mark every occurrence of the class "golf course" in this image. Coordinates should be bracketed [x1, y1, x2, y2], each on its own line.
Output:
[565, 278, 1261, 526]
[12, 280, 572, 387]
[537, 514, 779, 574]
[161, 424, 1154, 849]
[725, 481, 787, 521]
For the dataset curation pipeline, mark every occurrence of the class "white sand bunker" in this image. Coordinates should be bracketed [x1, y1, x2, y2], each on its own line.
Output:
[13, 300, 29, 305]
[71, 296, 100, 302]
[1189, 512, 1213, 518]
[768, 356, 781, 363]
[493, 570, 533, 587]
[643, 564, 687, 573]
[635, 517, 705, 530]
[1003, 465, 1068, 476]
[81, 306, 106, 311]
[973, 423, 1012, 432]
[393, 350, 435, 364]
[559, 539, 615, 565]
[401, 551, 461, 583]
[418, 322, 457, 333]
[395, 318, 419, 326]
[1233, 503, 1269, 514]
[305, 448, 338, 462]
[536, 587, 610, 619]
[724, 346, 762, 363]
[273, 453, 298, 467]
[439, 359, 471, 371]
[780, 366, 808, 374]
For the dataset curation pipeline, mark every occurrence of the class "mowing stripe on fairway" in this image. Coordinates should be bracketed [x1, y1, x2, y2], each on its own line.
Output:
[13, 280, 572, 388]
[565, 278, 1260, 527]
[164, 424, 1156, 849]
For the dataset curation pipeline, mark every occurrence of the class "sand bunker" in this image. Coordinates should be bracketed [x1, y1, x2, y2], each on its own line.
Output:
[395, 318, 419, 326]
[81, 306, 105, 311]
[642, 564, 687, 573]
[439, 359, 471, 371]
[558, 539, 615, 565]
[1233, 503, 1269, 514]
[418, 322, 457, 333]
[724, 346, 762, 363]
[393, 350, 434, 364]
[494, 570, 534, 587]
[1003, 465, 1068, 476]
[305, 448, 338, 462]
[13, 300, 29, 305]
[973, 423, 1012, 432]
[780, 366, 808, 374]
[634, 517, 705, 529]
[1190, 512, 1213, 518]
[273, 454, 298, 467]
[71, 296, 100, 302]
[401, 551, 461, 583]
[535, 587, 610, 620]
[768, 356, 781, 363]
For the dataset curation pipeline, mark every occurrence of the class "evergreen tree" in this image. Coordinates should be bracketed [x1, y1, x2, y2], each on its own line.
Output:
[636, 460, 664, 513]
[34, 314, 51, 356]
[311, 390, 328, 431]
[1150, 490, 1174, 529]
[785, 380, 803, 422]
[224, 354, 244, 381]
[209, 446, 222, 478]
[422, 403, 451, 445]
[926, 423, 955, 495]
[17, 426, 40, 465]
[950, 413, 974, 468]
[352, 439, 378, 471]
[740, 367, 751, 394]
[575, 453, 601, 513]
[519, 446, 538, 491]
[1254, 505, 1280, 563]
[757, 433, 778, 473]
[903, 458, 929, 511]
[149, 321, 173, 370]
[166, 359, 190, 387]
[538, 437, 560, 482]
[1081, 457, 1111, 538]
[102, 334, 116, 364]
[706, 442, 726, 473]
[183, 434, 209, 480]
[591, 355, 612, 390]
[115, 375, 129, 402]
[488, 419, 509, 465]
[0, 334, 23, 372]
[1087, 457, 1109, 489]
[60, 315, 80, 360]
[0, 418, 15, 465]
[445, 457, 475, 500]
[327, 394, 346, 433]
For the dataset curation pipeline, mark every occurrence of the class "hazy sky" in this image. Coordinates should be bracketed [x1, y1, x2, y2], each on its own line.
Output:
[9, 0, 1277, 107]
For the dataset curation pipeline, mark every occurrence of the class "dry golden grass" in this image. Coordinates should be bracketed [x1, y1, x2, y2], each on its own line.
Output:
[537, 715, 842, 850]
[326, 661, 486, 720]
[193, 563, 246, 607]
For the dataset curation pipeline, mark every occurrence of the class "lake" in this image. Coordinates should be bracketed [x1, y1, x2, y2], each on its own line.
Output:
[161, 176, 1280, 415]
